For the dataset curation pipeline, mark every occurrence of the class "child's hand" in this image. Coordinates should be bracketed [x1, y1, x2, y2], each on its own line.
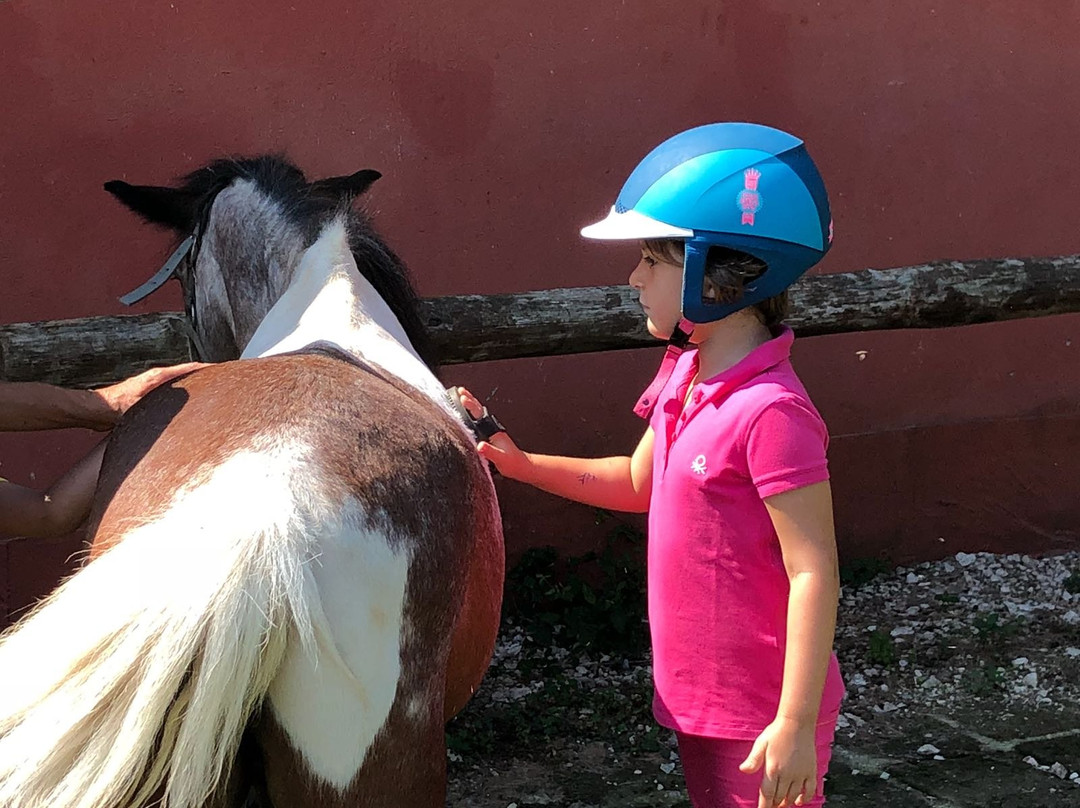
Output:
[739, 718, 818, 808]
[455, 387, 534, 482]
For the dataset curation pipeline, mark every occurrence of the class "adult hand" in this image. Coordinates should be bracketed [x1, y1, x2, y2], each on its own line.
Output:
[739, 717, 819, 807]
[91, 362, 207, 429]
[455, 387, 534, 482]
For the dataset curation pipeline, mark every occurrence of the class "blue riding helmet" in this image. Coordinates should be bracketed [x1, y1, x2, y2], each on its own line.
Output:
[581, 122, 833, 323]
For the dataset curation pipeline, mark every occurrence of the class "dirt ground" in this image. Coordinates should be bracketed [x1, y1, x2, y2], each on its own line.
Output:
[446, 551, 1080, 806]
[447, 685, 1080, 807]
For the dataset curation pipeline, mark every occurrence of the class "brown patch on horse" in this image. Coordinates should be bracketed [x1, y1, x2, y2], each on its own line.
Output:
[443, 501, 504, 720]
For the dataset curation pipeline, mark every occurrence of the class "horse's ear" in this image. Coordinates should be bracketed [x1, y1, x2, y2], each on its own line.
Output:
[104, 181, 199, 231]
[308, 169, 382, 202]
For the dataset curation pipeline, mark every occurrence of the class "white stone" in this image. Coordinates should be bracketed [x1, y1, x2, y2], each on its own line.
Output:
[660, 762, 676, 774]
[933, 755, 946, 761]
[891, 626, 915, 636]
[1023, 672, 1038, 687]
[1012, 657, 1029, 667]
[956, 552, 977, 567]
[917, 744, 941, 755]
[880, 771, 891, 780]
[1050, 762, 1069, 779]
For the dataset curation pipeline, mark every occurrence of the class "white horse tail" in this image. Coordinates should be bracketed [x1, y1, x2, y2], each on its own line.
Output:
[0, 447, 317, 808]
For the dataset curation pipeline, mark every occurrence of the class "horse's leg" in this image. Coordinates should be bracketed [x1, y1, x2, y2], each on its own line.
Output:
[253, 683, 449, 807]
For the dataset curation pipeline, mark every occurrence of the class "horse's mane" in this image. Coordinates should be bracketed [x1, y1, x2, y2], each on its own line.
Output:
[179, 156, 439, 369]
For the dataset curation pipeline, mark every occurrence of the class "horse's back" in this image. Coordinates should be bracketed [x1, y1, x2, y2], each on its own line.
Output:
[87, 353, 503, 806]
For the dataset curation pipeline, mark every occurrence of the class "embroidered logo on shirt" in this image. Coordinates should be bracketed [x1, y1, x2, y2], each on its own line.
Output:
[691, 455, 708, 475]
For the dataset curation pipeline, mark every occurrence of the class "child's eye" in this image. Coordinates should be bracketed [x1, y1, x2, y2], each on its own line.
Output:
[642, 255, 657, 267]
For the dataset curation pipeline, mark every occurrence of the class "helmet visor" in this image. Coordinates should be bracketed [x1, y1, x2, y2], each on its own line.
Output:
[580, 206, 693, 241]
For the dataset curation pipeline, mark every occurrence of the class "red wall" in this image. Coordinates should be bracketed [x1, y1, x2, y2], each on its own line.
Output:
[2, 0, 1078, 619]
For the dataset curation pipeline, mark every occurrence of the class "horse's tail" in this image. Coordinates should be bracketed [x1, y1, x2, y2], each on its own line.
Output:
[0, 448, 317, 808]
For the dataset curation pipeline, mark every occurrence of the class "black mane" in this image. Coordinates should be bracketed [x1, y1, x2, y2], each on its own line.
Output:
[180, 156, 438, 370]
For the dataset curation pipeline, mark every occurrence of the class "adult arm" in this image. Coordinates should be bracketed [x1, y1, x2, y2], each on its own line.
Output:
[0, 442, 107, 538]
[0, 363, 206, 432]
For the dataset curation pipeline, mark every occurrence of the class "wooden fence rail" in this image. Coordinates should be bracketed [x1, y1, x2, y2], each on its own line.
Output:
[2, 255, 1079, 387]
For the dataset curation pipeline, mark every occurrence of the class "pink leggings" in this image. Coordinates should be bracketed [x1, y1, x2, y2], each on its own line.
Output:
[676, 722, 836, 807]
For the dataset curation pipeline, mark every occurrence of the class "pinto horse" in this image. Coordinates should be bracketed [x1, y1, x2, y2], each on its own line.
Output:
[0, 157, 504, 807]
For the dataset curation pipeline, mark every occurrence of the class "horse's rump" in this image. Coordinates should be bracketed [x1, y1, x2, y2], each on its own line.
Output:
[0, 352, 501, 807]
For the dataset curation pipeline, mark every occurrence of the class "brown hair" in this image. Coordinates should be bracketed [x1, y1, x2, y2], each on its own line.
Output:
[642, 239, 789, 327]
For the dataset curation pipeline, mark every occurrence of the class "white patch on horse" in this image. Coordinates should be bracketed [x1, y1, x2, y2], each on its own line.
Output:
[240, 219, 457, 419]
[267, 499, 411, 789]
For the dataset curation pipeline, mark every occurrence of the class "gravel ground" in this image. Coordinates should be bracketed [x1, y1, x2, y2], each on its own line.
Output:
[447, 550, 1080, 806]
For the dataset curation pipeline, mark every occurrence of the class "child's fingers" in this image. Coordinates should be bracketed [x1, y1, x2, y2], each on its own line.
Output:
[478, 441, 510, 463]
[455, 386, 485, 419]
[757, 779, 776, 808]
[793, 778, 812, 806]
[739, 738, 766, 773]
[776, 778, 801, 807]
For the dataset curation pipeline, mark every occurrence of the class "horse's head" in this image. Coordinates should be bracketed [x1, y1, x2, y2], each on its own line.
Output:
[106, 156, 435, 366]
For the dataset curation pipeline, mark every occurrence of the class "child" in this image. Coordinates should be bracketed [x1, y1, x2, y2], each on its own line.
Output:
[458, 123, 844, 807]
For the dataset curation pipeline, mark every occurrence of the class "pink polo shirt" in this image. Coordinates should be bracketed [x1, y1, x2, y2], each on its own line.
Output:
[638, 326, 844, 740]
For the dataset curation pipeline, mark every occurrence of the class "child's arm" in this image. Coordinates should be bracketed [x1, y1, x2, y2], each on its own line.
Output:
[769, 480, 839, 727]
[741, 480, 839, 808]
[456, 387, 653, 513]
[0, 442, 106, 538]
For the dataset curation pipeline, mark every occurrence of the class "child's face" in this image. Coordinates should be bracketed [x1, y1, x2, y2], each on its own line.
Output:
[629, 246, 684, 340]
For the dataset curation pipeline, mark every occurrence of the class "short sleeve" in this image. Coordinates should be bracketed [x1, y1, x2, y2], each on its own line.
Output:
[745, 397, 830, 499]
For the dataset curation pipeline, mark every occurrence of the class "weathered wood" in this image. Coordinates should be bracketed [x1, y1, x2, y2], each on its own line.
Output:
[0, 313, 196, 387]
[2, 255, 1079, 387]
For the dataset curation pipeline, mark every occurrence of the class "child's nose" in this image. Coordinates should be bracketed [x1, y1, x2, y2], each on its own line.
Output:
[629, 261, 647, 288]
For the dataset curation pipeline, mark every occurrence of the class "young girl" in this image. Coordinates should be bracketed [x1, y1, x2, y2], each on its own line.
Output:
[458, 123, 844, 808]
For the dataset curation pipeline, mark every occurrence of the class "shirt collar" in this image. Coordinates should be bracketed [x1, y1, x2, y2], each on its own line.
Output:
[692, 325, 795, 402]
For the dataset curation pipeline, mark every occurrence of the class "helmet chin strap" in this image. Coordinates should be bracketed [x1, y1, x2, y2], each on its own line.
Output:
[633, 317, 696, 420]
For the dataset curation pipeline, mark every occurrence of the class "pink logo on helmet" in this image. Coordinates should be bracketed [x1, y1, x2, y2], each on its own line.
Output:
[737, 168, 762, 226]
